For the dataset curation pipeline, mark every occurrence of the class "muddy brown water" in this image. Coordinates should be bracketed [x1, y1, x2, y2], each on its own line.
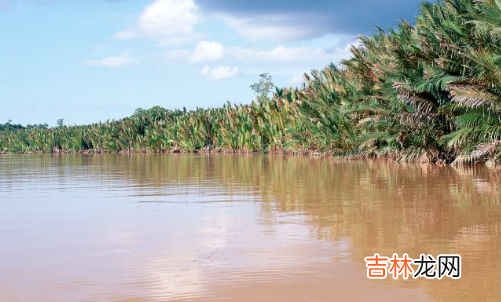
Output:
[0, 154, 500, 302]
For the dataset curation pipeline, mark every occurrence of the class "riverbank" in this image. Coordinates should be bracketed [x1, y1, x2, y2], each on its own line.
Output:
[1, 148, 485, 168]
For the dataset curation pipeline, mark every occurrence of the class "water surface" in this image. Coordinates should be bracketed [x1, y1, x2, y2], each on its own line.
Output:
[0, 154, 500, 302]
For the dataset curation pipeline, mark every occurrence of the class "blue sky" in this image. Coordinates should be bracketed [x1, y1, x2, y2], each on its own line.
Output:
[0, 0, 422, 126]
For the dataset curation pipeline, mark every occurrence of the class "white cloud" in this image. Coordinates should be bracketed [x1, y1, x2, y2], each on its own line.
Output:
[171, 42, 352, 66]
[200, 65, 238, 81]
[163, 39, 354, 80]
[83, 54, 134, 68]
[165, 49, 190, 59]
[167, 42, 353, 65]
[230, 45, 343, 63]
[290, 75, 304, 85]
[113, 31, 138, 40]
[223, 15, 315, 42]
[114, 0, 201, 45]
[189, 41, 224, 63]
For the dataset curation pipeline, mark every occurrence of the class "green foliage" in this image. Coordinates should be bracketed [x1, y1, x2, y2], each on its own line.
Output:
[2, 0, 501, 165]
[250, 73, 275, 99]
[0, 120, 24, 132]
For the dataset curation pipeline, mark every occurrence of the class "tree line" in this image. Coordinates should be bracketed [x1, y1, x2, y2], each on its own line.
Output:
[1, 0, 501, 165]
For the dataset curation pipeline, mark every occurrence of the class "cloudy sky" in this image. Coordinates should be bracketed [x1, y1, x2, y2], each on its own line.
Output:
[0, 0, 422, 125]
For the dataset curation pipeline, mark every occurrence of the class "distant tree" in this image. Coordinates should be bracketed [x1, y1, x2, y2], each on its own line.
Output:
[57, 119, 64, 128]
[250, 73, 275, 99]
[0, 120, 24, 132]
[133, 108, 146, 117]
[26, 124, 48, 129]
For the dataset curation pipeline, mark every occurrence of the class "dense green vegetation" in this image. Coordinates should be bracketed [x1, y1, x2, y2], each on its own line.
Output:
[0, 121, 48, 132]
[2, 0, 501, 165]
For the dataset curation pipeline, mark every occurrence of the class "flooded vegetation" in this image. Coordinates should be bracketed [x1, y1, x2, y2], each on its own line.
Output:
[2, 0, 501, 165]
[1, 154, 500, 301]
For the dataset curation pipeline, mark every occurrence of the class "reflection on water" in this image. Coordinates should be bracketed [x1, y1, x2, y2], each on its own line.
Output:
[0, 154, 500, 302]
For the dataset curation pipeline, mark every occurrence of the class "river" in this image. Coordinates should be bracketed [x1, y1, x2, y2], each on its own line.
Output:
[0, 154, 500, 302]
